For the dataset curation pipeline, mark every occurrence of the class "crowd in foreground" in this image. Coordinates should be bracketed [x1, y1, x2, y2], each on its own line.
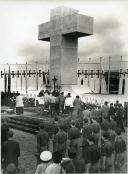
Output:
[1, 92, 127, 174]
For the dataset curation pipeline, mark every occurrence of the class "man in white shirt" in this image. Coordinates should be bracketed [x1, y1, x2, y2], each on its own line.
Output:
[16, 93, 24, 115]
[65, 93, 74, 115]
[45, 151, 65, 174]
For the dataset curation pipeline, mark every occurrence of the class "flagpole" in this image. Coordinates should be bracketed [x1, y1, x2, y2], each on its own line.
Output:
[108, 56, 111, 94]
[4, 67, 6, 93]
[100, 57, 102, 94]
[26, 62, 28, 94]
[36, 61, 38, 91]
[87, 58, 89, 87]
[16, 62, 17, 92]
[8, 65, 11, 92]
[21, 70, 22, 92]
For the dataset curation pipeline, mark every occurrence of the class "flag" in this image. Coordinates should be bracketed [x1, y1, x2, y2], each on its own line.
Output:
[43, 72, 46, 84]
[4, 68, 7, 92]
[8, 66, 11, 92]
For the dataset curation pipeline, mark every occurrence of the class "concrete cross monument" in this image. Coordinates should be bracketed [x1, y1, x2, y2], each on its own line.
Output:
[38, 6, 93, 91]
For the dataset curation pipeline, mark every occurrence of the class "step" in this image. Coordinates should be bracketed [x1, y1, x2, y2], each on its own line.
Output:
[8, 123, 38, 134]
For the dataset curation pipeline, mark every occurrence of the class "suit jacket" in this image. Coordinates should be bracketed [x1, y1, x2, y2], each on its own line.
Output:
[72, 158, 85, 173]
[1, 124, 9, 144]
[2, 139, 20, 168]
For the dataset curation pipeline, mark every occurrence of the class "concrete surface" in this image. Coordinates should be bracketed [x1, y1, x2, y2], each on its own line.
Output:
[38, 6, 93, 87]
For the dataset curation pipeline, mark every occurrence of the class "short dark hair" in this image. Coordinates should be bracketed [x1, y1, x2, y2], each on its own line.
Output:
[54, 117, 58, 122]
[52, 151, 62, 163]
[8, 131, 13, 138]
[103, 131, 110, 140]
[87, 134, 95, 142]
[116, 128, 122, 135]
[40, 123, 44, 129]
[83, 117, 88, 123]
[71, 120, 75, 126]
[76, 95, 79, 98]
[59, 124, 63, 130]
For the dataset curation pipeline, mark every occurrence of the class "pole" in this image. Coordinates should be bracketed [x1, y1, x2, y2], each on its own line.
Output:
[88, 58, 91, 87]
[4, 68, 6, 93]
[16, 62, 17, 92]
[100, 57, 102, 94]
[108, 56, 111, 94]
[36, 61, 38, 91]
[8, 65, 11, 92]
[26, 62, 28, 94]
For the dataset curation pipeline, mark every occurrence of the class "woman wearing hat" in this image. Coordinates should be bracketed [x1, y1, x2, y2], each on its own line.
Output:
[35, 151, 52, 174]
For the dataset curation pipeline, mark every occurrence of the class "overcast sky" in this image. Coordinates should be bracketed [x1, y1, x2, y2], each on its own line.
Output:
[0, 0, 128, 70]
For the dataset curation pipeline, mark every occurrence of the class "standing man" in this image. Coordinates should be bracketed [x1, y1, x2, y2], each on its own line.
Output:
[68, 120, 80, 155]
[82, 105, 91, 124]
[86, 135, 101, 173]
[54, 124, 67, 157]
[72, 96, 82, 119]
[2, 130, 20, 172]
[82, 118, 93, 161]
[65, 93, 74, 115]
[15, 93, 24, 115]
[1, 118, 9, 144]
[58, 92, 65, 114]
[37, 123, 50, 154]
[116, 103, 125, 132]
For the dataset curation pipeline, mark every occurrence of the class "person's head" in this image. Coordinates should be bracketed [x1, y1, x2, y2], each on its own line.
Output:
[116, 128, 122, 136]
[67, 93, 71, 97]
[87, 134, 95, 143]
[110, 103, 113, 107]
[116, 100, 119, 104]
[103, 131, 110, 140]
[40, 151, 52, 163]
[8, 131, 13, 139]
[114, 103, 117, 107]
[76, 95, 79, 99]
[83, 117, 88, 124]
[59, 124, 64, 130]
[54, 117, 58, 122]
[71, 120, 75, 127]
[6, 163, 16, 174]
[39, 123, 44, 130]
[61, 92, 64, 95]
[68, 148, 77, 159]
[118, 103, 122, 108]
[104, 101, 108, 105]
[52, 151, 62, 164]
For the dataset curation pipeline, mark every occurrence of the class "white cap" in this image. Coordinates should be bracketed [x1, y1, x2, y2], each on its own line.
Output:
[40, 151, 52, 162]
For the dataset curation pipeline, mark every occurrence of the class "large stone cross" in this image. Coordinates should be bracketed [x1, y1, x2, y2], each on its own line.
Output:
[38, 6, 93, 89]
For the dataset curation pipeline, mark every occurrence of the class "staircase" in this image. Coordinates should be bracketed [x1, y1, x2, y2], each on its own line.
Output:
[8, 116, 43, 134]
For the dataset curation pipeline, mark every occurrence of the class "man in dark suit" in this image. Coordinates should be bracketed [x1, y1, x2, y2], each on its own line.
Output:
[61, 148, 85, 173]
[68, 120, 80, 155]
[1, 117, 9, 144]
[2, 130, 20, 171]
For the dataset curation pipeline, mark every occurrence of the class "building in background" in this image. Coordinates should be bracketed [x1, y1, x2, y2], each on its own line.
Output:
[1, 57, 128, 95]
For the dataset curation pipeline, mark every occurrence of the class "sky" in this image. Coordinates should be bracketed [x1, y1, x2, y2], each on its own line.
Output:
[0, 0, 128, 70]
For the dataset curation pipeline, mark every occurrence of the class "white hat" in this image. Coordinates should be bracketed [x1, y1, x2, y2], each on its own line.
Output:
[40, 151, 52, 162]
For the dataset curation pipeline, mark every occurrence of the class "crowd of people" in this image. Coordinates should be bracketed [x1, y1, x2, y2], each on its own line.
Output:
[1, 92, 127, 174]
